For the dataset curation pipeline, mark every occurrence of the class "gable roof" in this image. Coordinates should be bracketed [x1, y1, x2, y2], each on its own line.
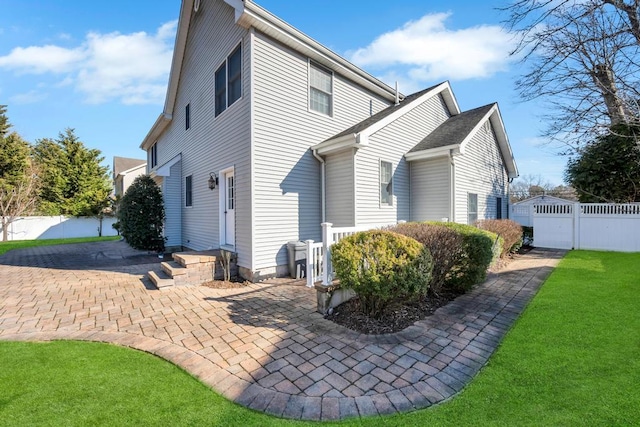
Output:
[408, 104, 494, 153]
[113, 156, 146, 179]
[312, 81, 461, 155]
[141, 0, 402, 150]
[405, 103, 519, 179]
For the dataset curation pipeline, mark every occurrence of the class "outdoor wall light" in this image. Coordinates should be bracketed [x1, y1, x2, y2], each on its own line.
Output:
[208, 172, 218, 190]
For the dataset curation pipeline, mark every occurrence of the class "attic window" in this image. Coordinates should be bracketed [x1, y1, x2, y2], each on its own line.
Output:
[215, 44, 242, 117]
[309, 62, 333, 116]
[185, 103, 191, 130]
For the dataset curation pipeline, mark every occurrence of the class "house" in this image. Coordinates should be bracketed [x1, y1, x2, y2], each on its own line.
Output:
[140, 0, 519, 281]
[113, 156, 146, 197]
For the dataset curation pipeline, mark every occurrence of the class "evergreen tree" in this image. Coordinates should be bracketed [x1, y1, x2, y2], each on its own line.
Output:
[117, 175, 165, 252]
[0, 106, 40, 241]
[33, 129, 111, 216]
[565, 124, 640, 203]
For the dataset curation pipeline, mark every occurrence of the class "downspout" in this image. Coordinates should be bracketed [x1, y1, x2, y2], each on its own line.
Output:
[312, 149, 326, 222]
[450, 149, 456, 222]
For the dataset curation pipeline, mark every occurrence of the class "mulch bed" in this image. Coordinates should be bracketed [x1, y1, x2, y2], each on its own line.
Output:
[326, 249, 528, 335]
[325, 290, 462, 335]
[201, 278, 250, 289]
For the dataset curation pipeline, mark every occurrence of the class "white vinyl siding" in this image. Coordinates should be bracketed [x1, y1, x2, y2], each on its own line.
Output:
[252, 31, 390, 271]
[355, 95, 451, 226]
[454, 121, 509, 223]
[309, 62, 333, 116]
[163, 161, 182, 249]
[325, 151, 355, 227]
[410, 157, 451, 221]
[152, 1, 251, 270]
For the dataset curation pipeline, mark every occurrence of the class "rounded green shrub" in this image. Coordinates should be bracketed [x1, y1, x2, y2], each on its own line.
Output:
[331, 230, 433, 318]
[438, 222, 500, 292]
[117, 175, 165, 252]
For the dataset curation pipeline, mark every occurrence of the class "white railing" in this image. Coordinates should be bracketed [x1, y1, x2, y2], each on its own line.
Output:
[580, 203, 640, 215]
[305, 222, 372, 287]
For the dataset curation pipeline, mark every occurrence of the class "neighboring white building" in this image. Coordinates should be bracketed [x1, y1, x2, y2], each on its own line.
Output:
[511, 195, 574, 226]
[140, 0, 519, 280]
[113, 157, 146, 197]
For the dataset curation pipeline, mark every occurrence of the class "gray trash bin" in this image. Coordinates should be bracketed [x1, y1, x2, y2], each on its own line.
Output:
[287, 241, 307, 279]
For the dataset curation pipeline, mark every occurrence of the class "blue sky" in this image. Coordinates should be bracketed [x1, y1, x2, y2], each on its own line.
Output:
[0, 0, 566, 185]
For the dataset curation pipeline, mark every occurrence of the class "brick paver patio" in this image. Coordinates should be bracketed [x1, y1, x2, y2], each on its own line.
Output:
[0, 240, 564, 421]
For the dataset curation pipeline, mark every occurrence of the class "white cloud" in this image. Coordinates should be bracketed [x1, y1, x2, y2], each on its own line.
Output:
[0, 45, 84, 73]
[348, 12, 516, 85]
[0, 20, 177, 105]
[10, 90, 47, 105]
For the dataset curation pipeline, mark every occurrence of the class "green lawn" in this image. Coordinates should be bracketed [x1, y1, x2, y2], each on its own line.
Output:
[0, 250, 638, 426]
[0, 236, 120, 255]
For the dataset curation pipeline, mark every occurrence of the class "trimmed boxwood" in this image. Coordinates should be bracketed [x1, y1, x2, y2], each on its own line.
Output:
[331, 230, 433, 318]
[437, 222, 501, 292]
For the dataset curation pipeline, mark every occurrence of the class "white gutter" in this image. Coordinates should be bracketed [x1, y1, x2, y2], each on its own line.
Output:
[312, 149, 326, 222]
[450, 149, 456, 223]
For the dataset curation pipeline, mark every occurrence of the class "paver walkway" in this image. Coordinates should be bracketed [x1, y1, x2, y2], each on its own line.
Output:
[0, 241, 564, 421]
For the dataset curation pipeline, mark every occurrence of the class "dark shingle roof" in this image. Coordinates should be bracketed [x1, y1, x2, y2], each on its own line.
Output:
[326, 83, 444, 141]
[113, 156, 146, 177]
[408, 103, 495, 153]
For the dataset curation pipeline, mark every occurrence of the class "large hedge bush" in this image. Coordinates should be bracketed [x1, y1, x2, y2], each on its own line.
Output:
[439, 222, 500, 292]
[476, 219, 523, 257]
[331, 230, 433, 318]
[389, 222, 464, 296]
[117, 175, 165, 252]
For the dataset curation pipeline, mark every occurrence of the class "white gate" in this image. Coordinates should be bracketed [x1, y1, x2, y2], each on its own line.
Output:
[533, 203, 640, 252]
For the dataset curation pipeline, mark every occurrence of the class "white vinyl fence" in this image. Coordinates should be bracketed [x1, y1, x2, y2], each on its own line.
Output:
[533, 203, 640, 252]
[0, 216, 118, 241]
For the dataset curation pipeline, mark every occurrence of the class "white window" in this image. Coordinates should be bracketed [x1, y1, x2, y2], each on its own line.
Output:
[309, 62, 332, 116]
[215, 44, 242, 117]
[380, 161, 393, 206]
[468, 193, 478, 224]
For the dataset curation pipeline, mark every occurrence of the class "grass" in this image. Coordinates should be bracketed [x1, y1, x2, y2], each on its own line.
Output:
[0, 236, 120, 255]
[0, 250, 638, 426]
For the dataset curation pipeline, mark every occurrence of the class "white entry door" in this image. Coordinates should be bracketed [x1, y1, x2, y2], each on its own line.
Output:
[223, 170, 235, 246]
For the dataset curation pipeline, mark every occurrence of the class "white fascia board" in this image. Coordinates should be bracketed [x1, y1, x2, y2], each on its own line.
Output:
[163, 0, 192, 115]
[360, 82, 459, 140]
[458, 104, 518, 178]
[140, 113, 172, 150]
[155, 153, 182, 177]
[489, 106, 519, 179]
[140, 0, 191, 151]
[232, 1, 399, 102]
[119, 163, 147, 177]
[405, 145, 460, 162]
[458, 105, 498, 156]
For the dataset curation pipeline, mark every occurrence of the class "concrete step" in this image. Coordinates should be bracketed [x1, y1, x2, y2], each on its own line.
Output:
[161, 261, 188, 278]
[173, 251, 217, 268]
[148, 270, 174, 289]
